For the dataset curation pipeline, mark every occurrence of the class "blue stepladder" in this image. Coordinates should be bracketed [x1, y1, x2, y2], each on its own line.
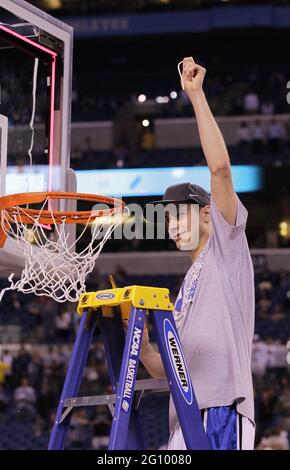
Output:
[48, 285, 210, 450]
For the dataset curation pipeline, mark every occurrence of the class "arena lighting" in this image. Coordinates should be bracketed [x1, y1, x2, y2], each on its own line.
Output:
[155, 96, 169, 104]
[38, 0, 62, 9]
[137, 94, 147, 103]
[77, 165, 262, 197]
[5, 165, 263, 196]
[170, 91, 178, 99]
[279, 221, 288, 237]
[142, 119, 150, 127]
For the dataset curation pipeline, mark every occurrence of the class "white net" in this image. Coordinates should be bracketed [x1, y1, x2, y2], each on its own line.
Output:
[0, 196, 125, 303]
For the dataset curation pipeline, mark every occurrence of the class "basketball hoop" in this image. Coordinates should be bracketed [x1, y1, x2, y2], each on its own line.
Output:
[0, 192, 127, 303]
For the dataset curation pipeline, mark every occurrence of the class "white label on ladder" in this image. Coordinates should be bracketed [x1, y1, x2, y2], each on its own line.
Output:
[122, 326, 142, 412]
[163, 319, 193, 405]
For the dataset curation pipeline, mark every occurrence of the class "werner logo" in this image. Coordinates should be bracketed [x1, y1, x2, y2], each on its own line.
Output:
[96, 292, 115, 300]
[122, 326, 142, 411]
[163, 319, 193, 405]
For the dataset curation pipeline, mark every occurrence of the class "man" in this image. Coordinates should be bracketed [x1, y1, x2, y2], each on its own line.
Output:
[141, 57, 255, 450]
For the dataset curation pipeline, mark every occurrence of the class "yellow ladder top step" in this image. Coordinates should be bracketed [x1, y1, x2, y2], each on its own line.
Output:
[77, 285, 174, 315]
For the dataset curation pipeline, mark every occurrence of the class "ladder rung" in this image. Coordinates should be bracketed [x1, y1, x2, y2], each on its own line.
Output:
[63, 378, 169, 408]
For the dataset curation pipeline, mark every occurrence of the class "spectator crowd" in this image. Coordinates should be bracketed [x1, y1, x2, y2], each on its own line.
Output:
[0, 267, 289, 449]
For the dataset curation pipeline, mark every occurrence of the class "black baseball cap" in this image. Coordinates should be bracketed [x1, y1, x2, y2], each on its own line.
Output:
[147, 182, 210, 208]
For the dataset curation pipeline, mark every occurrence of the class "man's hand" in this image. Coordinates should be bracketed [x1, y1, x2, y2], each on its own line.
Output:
[123, 318, 166, 379]
[180, 57, 206, 97]
[123, 318, 150, 351]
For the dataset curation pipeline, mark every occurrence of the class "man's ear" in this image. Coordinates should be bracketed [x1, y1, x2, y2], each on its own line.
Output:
[201, 205, 210, 222]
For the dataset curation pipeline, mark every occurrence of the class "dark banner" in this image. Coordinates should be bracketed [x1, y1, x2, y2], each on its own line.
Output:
[62, 5, 290, 38]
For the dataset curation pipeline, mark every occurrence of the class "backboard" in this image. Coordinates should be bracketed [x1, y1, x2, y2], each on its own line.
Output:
[0, 0, 75, 271]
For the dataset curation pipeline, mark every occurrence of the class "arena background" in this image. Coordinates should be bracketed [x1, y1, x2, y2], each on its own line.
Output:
[0, 0, 290, 451]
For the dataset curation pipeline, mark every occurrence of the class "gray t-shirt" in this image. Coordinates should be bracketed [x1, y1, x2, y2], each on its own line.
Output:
[169, 195, 255, 434]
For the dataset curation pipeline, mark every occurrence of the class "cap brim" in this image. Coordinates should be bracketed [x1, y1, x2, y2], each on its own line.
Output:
[145, 198, 192, 207]
[144, 197, 204, 213]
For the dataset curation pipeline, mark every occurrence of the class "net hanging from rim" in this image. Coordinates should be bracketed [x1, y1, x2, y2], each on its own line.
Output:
[0, 192, 126, 303]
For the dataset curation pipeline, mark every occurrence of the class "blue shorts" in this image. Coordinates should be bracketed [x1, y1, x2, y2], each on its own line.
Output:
[201, 405, 240, 450]
[167, 405, 255, 450]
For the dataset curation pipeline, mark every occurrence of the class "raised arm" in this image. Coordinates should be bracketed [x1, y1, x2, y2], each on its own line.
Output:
[181, 57, 238, 226]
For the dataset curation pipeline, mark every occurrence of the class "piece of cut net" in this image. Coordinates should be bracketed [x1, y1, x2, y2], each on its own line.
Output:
[0, 197, 125, 303]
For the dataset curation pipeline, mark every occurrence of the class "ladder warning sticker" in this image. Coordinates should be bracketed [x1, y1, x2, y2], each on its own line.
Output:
[122, 326, 142, 412]
[163, 319, 193, 405]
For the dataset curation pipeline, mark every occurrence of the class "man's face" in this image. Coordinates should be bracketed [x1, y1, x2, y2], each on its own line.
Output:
[165, 203, 200, 251]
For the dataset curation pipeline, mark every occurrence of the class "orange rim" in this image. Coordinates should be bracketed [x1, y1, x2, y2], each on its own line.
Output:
[0, 192, 126, 247]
